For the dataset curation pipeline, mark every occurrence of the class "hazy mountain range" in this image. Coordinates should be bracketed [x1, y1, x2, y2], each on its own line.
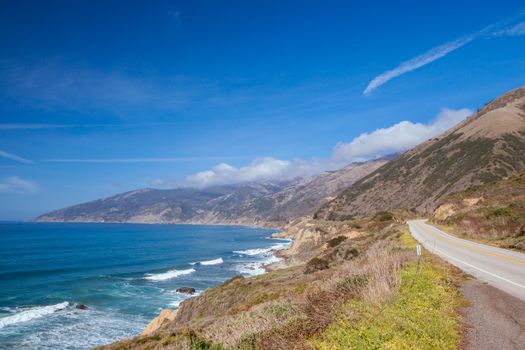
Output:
[36, 86, 525, 226]
[35, 156, 392, 225]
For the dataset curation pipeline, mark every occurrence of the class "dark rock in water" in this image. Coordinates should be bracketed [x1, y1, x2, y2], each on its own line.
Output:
[75, 304, 88, 310]
[176, 287, 196, 294]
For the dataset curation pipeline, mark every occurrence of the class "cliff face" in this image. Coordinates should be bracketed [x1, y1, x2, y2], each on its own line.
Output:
[35, 158, 389, 226]
[317, 86, 525, 220]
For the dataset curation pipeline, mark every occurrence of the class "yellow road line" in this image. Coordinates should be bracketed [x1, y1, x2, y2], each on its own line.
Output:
[413, 222, 525, 265]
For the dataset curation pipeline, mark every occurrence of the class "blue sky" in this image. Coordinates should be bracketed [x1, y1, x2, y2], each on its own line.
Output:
[1, 0, 525, 219]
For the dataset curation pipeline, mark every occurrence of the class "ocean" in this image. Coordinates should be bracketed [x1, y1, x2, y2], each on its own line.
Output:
[0, 222, 288, 349]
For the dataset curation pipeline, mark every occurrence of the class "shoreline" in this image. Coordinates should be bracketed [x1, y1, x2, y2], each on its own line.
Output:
[123, 225, 294, 338]
[30, 218, 285, 231]
[0, 222, 295, 350]
[139, 230, 295, 336]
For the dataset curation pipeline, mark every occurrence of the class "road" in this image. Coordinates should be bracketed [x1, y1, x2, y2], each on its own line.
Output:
[407, 219, 525, 301]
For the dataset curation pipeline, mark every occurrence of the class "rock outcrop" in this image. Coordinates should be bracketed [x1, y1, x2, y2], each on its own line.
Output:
[176, 287, 196, 294]
[142, 309, 177, 336]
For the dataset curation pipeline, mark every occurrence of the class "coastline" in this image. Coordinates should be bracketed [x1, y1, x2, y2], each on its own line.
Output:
[138, 228, 295, 337]
[0, 222, 294, 350]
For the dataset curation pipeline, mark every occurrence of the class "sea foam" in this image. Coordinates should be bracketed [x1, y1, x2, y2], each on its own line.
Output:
[199, 258, 223, 265]
[233, 247, 273, 256]
[233, 240, 292, 257]
[144, 268, 195, 281]
[0, 302, 69, 329]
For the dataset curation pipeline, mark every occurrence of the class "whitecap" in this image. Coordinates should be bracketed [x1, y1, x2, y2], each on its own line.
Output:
[232, 262, 266, 276]
[144, 268, 195, 281]
[199, 258, 223, 265]
[233, 247, 273, 256]
[0, 302, 69, 329]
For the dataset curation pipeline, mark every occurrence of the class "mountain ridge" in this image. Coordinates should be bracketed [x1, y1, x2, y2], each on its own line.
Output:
[316, 86, 525, 220]
[35, 157, 390, 226]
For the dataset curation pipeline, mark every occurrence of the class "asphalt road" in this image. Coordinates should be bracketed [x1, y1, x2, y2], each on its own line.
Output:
[407, 219, 525, 301]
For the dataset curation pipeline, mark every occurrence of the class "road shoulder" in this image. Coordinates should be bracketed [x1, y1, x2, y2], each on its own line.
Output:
[461, 278, 525, 350]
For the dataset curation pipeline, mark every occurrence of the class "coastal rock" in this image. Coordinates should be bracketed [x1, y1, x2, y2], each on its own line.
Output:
[176, 287, 196, 294]
[75, 304, 88, 310]
[142, 309, 177, 335]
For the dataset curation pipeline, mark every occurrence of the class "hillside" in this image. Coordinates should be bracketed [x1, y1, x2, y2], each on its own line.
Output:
[96, 212, 465, 350]
[431, 172, 525, 251]
[317, 86, 525, 220]
[34, 158, 389, 225]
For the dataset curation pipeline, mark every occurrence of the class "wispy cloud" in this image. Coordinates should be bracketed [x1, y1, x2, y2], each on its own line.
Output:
[0, 61, 196, 118]
[0, 176, 38, 193]
[0, 123, 76, 130]
[44, 156, 250, 163]
[492, 21, 525, 36]
[364, 15, 525, 95]
[0, 122, 187, 130]
[0, 150, 34, 164]
[363, 37, 473, 95]
[186, 108, 472, 187]
[149, 178, 180, 188]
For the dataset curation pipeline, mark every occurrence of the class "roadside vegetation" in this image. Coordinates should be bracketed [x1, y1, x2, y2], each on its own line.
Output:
[431, 172, 525, 251]
[97, 216, 465, 350]
[310, 230, 465, 350]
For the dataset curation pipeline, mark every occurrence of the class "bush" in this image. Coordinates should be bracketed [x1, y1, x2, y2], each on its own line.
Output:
[304, 257, 330, 274]
[350, 222, 362, 229]
[377, 211, 394, 221]
[488, 207, 513, 217]
[326, 235, 347, 248]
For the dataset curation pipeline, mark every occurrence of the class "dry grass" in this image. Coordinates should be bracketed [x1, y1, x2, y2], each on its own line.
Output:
[432, 172, 525, 250]
[99, 222, 415, 350]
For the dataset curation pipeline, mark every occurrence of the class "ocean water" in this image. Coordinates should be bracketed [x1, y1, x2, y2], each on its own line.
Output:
[0, 222, 289, 349]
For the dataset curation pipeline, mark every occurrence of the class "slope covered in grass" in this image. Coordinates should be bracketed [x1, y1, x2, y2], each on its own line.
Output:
[97, 217, 465, 350]
[309, 261, 464, 350]
[432, 172, 525, 251]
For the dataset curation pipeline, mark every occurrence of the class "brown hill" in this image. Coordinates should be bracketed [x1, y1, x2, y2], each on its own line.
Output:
[317, 86, 525, 220]
[35, 158, 389, 226]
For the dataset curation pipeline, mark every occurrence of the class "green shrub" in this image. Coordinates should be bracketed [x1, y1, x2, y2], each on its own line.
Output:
[376, 211, 394, 221]
[326, 235, 347, 248]
[488, 207, 513, 217]
[304, 257, 330, 274]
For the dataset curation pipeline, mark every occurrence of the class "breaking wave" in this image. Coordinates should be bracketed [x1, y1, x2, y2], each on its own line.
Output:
[144, 268, 195, 281]
[199, 258, 223, 265]
[0, 302, 69, 329]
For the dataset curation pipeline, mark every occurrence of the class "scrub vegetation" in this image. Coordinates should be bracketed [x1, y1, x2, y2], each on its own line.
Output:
[432, 172, 525, 251]
[97, 216, 465, 350]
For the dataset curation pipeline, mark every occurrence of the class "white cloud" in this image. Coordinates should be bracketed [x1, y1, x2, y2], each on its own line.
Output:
[44, 157, 230, 163]
[363, 37, 473, 95]
[187, 108, 472, 187]
[0, 124, 71, 130]
[0, 150, 34, 164]
[332, 108, 472, 160]
[187, 158, 291, 187]
[0, 176, 39, 193]
[363, 15, 525, 95]
[492, 21, 525, 36]
[149, 178, 179, 188]
[186, 108, 472, 187]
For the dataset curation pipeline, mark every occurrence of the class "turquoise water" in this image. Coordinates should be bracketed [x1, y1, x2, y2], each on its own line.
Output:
[0, 222, 287, 349]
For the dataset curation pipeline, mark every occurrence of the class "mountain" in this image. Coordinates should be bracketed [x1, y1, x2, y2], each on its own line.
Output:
[317, 86, 525, 220]
[34, 158, 389, 225]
